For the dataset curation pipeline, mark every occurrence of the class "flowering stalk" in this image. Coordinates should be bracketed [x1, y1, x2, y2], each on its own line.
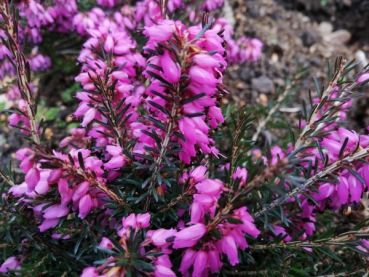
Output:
[294, 58, 347, 149]
[0, 0, 40, 144]
[253, 144, 369, 218]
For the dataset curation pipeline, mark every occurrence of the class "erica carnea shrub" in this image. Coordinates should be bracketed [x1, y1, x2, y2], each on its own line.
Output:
[1, 0, 369, 276]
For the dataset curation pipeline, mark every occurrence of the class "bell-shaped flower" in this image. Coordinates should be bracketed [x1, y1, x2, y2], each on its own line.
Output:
[179, 248, 196, 273]
[25, 168, 40, 192]
[172, 223, 206, 248]
[136, 213, 151, 228]
[192, 250, 208, 277]
[78, 194, 93, 219]
[161, 51, 181, 83]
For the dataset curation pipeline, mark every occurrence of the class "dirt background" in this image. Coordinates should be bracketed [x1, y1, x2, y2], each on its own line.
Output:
[225, 0, 369, 130]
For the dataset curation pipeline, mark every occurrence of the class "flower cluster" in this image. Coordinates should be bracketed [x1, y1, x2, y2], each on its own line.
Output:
[139, 19, 227, 164]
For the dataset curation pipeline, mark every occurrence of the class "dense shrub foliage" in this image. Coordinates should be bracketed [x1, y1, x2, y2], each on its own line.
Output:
[1, 0, 369, 276]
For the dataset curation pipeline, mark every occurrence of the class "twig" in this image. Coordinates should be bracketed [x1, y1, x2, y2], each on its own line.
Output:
[294, 59, 346, 149]
[315, 269, 367, 277]
[251, 78, 297, 142]
[0, 170, 15, 186]
[0, 0, 40, 144]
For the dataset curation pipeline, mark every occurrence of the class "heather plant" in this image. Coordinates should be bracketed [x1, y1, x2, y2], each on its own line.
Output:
[1, 0, 369, 277]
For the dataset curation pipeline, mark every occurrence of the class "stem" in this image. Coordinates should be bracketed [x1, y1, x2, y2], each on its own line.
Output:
[159, 191, 188, 213]
[40, 155, 128, 209]
[0, 170, 15, 186]
[250, 225, 369, 250]
[294, 59, 346, 149]
[143, 43, 188, 211]
[251, 78, 297, 142]
[207, 160, 285, 233]
[253, 145, 369, 218]
[144, 102, 178, 212]
[221, 269, 270, 276]
[0, 0, 40, 144]
[315, 270, 366, 277]
[70, 164, 127, 208]
[308, 80, 360, 139]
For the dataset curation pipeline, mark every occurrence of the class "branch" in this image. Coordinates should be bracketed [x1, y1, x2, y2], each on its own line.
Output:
[0, 0, 40, 144]
[252, 75, 300, 142]
[253, 146, 369, 218]
[0, 170, 15, 186]
[294, 58, 346, 149]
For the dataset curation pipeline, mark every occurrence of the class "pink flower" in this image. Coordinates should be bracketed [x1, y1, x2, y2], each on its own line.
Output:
[190, 166, 207, 183]
[232, 167, 248, 187]
[208, 249, 222, 273]
[192, 250, 208, 277]
[179, 248, 196, 273]
[195, 179, 224, 198]
[99, 237, 113, 249]
[337, 176, 349, 204]
[80, 267, 99, 277]
[150, 228, 178, 247]
[161, 51, 181, 83]
[221, 235, 239, 266]
[39, 218, 60, 232]
[136, 213, 151, 228]
[173, 223, 206, 248]
[349, 174, 363, 203]
[123, 213, 136, 229]
[25, 168, 40, 192]
[357, 73, 369, 83]
[0, 257, 20, 273]
[72, 181, 90, 201]
[154, 265, 176, 277]
[78, 194, 93, 219]
[143, 21, 174, 42]
[43, 204, 69, 219]
[273, 226, 292, 242]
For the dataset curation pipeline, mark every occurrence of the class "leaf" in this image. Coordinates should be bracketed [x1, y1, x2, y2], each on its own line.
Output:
[174, 132, 187, 142]
[135, 192, 149, 204]
[192, 17, 214, 41]
[109, 237, 126, 254]
[132, 260, 155, 272]
[132, 152, 154, 161]
[141, 129, 162, 150]
[344, 166, 365, 184]
[146, 70, 171, 85]
[149, 89, 173, 103]
[227, 217, 243, 224]
[184, 112, 205, 118]
[209, 228, 222, 240]
[207, 50, 218, 55]
[147, 100, 172, 117]
[316, 140, 325, 165]
[317, 247, 345, 265]
[338, 137, 349, 158]
[96, 246, 117, 255]
[142, 177, 153, 188]
[313, 76, 321, 98]
[181, 93, 207, 105]
[144, 115, 167, 131]
[302, 192, 319, 206]
[78, 152, 85, 171]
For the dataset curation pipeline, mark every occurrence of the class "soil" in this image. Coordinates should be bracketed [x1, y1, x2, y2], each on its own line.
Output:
[225, 0, 369, 132]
